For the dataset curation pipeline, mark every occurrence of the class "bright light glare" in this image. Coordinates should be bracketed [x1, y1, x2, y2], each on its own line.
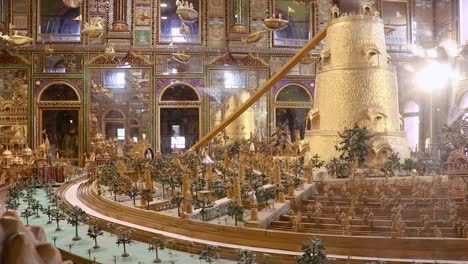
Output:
[414, 60, 451, 91]
[411, 45, 425, 57]
[426, 49, 438, 58]
[440, 39, 458, 57]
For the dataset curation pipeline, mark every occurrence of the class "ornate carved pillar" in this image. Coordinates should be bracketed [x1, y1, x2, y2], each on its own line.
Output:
[111, 0, 128, 31]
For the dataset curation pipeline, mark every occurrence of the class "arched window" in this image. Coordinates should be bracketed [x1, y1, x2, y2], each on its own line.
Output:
[39, 84, 79, 101]
[158, 83, 200, 153]
[160, 83, 199, 101]
[276, 85, 311, 102]
[274, 84, 313, 141]
[403, 101, 420, 151]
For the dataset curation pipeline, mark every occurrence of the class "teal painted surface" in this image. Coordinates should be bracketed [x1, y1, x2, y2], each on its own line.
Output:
[16, 188, 236, 264]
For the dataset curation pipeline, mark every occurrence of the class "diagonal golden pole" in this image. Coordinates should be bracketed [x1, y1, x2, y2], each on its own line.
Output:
[191, 27, 328, 150]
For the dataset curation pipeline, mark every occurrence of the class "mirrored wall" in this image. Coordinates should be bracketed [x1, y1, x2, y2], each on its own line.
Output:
[208, 68, 268, 140]
[88, 68, 151, 147]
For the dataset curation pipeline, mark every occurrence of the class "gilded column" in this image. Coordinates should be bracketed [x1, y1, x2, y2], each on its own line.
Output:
[111, 0, 128, 31]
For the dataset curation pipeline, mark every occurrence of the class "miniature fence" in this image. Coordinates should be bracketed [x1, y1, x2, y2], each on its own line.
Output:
[189, 197, 232, 221]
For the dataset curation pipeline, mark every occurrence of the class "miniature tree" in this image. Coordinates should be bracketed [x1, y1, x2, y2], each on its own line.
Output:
[199, 245, 220, 264]
[227, 200, 244, 226]
[109, 174, 122, 202]
[381, 153, 401, 176]
[87, 224, 104, 249]
[140, 188, 155, 210]
[8, 183, 24, 206]
[296, 237, 327, 264]
[236, 249, 256, 264]
[30, 199, 43, 218]
[210, 180, 226, 198]
[20, 207, 33, 226]
[325, 157, 348, 178]
[170, 193, 184, 217]
[148, 237, 166, 263]
[193, 196, 214, 221]
[67, 206, 86, 241]
[152, 156, 171, 198]
[42, 205, 54, 224]
[126, 186, 140, 206]
[311, 154, 324, 170]
[167, 173, 183, 196]
[191, 176, 206, 198]
[116, 228, 134, 257]
[402, 158, 416, 176]
[51, 208, 66, 231]
[6, 197, 18, 210]
[335, 123, 373, 174]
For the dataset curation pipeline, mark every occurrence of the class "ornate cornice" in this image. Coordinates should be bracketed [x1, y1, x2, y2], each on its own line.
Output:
[88, 51, 151, 65]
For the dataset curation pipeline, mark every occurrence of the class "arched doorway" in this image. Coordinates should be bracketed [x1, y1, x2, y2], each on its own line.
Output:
[37, 83, 82, 165]
[274, 84, 313, 142]
[403, 101, 420, 151]
[158, 82, 201, 153]
[103, 110, 126, 140]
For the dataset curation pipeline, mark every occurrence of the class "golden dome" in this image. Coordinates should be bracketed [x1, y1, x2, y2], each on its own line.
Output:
[23, 146, 33, 155]
[2, 149, 13, 159]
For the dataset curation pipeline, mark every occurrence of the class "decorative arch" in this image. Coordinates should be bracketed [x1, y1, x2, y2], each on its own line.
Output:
[274, 83, 313, 142]
[159, 81, 201, 102]
[38, 82, 81, 102]
[157, 81, 202, 153]
[104, 109, 125, 119]
[275, 84, 313, 102]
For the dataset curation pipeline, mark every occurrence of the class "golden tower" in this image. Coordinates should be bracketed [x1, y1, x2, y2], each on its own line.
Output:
[304, 5, 410, 167]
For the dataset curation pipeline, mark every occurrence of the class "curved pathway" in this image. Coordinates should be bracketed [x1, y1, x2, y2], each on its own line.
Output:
[63, 178, 468, 264]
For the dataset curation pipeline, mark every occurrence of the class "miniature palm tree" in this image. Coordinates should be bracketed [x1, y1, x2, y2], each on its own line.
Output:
[402, 158, 416, 176]
[67, 206, 86, 241]
[8, 183, 24, 206]
[148, 237, 166, 263]
[30, 199, 43, 218]
[6, 197, 18, 210]
[20, 207, 33, 226]
[87, 224, 104, 249]
[116, 228, 133, 257]
[67, 243, 73, 252]
[126, 186, 140, 206]
[42, 205, 54, 224]
[199, 245, 220, 264]
[236, 249, 256, 264]
[296, 237, 327, 264]
[170, 193, 184, 217]
[227, 200, 244, 226]
[51, 208, 66, 231]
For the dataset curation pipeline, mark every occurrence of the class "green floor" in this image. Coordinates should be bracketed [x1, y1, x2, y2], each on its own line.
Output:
[15, 188, 236, 264]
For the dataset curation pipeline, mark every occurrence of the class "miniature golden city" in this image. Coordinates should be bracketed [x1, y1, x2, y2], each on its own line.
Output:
[0, 0, 468, 263]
